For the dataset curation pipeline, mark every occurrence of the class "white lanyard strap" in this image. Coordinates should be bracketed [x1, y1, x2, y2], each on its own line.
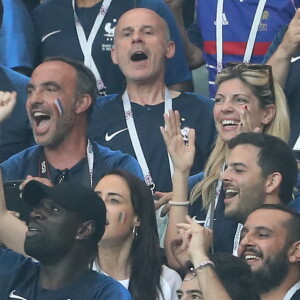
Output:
[216, 0, 267, 72]
[86, 139, 94, 187]
[204, 164, 225, 229]
[244, 0, 267, 63]
[283, 281, 300, 300]
[232, 223, 243, 256]
[72, 0, 112, 92]
[216, 0, 224, 73]
[204, 178, 222, 229]
[40, 139, 94, 187]
[122, 88, 173, 191]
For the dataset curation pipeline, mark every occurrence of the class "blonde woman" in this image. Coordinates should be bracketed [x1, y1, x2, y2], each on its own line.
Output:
[163, 63, 290, 268]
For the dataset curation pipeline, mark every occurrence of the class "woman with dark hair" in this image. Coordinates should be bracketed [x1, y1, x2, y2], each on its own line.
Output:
[94, 169, 181, 300]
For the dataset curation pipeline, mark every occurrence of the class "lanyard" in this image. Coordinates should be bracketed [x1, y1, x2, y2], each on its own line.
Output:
[204, 164, 226, 229]
[216, 0, 267, 73]
[72, 0, 112, 94]
[122, 88, 173, 192]
[232, 223, 243, 256]
[39, 139, 94, 187]
[283, 281, 300, 300]
[204, 178, 222, 229]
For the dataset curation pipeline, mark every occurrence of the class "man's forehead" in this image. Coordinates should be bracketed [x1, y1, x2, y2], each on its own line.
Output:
[33, 60, 73, 73]
[116, 8, 161, 30]
[227, 144, 260, 164]
[245, 208, 290, 229]
[30, 61, 76, 87]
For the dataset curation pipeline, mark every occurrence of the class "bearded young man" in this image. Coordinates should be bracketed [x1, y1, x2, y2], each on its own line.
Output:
[239, 204, 300, 300]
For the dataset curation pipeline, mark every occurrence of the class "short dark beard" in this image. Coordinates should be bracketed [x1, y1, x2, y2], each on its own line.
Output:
[225, 181, 265, 223]
[253, 246, 289, 294]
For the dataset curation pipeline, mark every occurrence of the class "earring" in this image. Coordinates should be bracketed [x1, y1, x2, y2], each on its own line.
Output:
[132, 226, 138, 239]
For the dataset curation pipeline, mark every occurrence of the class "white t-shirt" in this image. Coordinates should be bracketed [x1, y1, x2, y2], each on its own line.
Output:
[93, 263, 182, 300]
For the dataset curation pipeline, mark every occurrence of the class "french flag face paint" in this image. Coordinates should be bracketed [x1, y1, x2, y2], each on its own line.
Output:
[118, 211, 127, 224]
[54, 98, 64, 116]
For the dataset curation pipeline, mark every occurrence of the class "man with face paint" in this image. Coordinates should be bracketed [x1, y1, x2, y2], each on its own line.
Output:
[239, 204, 300, 300]
[0, 56, 143, 188]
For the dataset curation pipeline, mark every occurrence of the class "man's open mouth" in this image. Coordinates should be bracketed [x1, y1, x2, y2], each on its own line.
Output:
[131, 51, 148, 62]
[225, 188, 238, 199]
[26, 224, 41, 237]
[32, 112, 51, 129]
[244, 254, 260, 261]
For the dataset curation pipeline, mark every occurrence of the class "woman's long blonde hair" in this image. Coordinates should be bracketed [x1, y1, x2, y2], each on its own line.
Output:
[190, 63, 290, 208]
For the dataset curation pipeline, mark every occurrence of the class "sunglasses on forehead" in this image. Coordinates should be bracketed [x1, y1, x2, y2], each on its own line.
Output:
[225, 62, 275, 101]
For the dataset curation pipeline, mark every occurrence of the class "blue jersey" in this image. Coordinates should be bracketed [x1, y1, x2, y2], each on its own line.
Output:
[88, 92, 216, 192]
[192, 0, 294, 97]
[0, 142, 143, 187]
[32, 0, 191, 95]
[0, 248, 132, 300]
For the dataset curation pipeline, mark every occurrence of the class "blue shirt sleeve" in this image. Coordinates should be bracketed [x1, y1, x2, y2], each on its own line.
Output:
[263, 25, 288, 63]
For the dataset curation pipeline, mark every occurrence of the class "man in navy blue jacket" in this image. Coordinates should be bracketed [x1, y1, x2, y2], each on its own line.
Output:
[0, 56, 143, 187]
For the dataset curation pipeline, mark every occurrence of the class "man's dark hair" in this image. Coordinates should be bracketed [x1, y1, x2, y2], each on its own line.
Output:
[43, 56, 98, 115]
[228, 132, 298, 204]
[185, 253, 260, 300]
[257, 204, 300, 245]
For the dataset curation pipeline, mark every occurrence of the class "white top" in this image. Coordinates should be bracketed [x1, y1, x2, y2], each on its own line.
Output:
[283, 281, 300, 300]
[93, 263, 182, 300]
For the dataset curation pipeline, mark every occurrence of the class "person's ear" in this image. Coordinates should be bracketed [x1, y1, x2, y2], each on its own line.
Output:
[133, 215, 140, 227]
[261, 104, 275, 125]
[75, 220, 95, 240]
[288, 241, 300, 263]
[75, 94, 92, 114]
[265, 172, 282, 194]
[165, 41, 175, 59]
[111, 46, 118, 65]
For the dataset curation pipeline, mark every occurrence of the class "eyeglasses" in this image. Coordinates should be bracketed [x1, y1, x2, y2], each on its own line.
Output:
[225, 62, 275, 102]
